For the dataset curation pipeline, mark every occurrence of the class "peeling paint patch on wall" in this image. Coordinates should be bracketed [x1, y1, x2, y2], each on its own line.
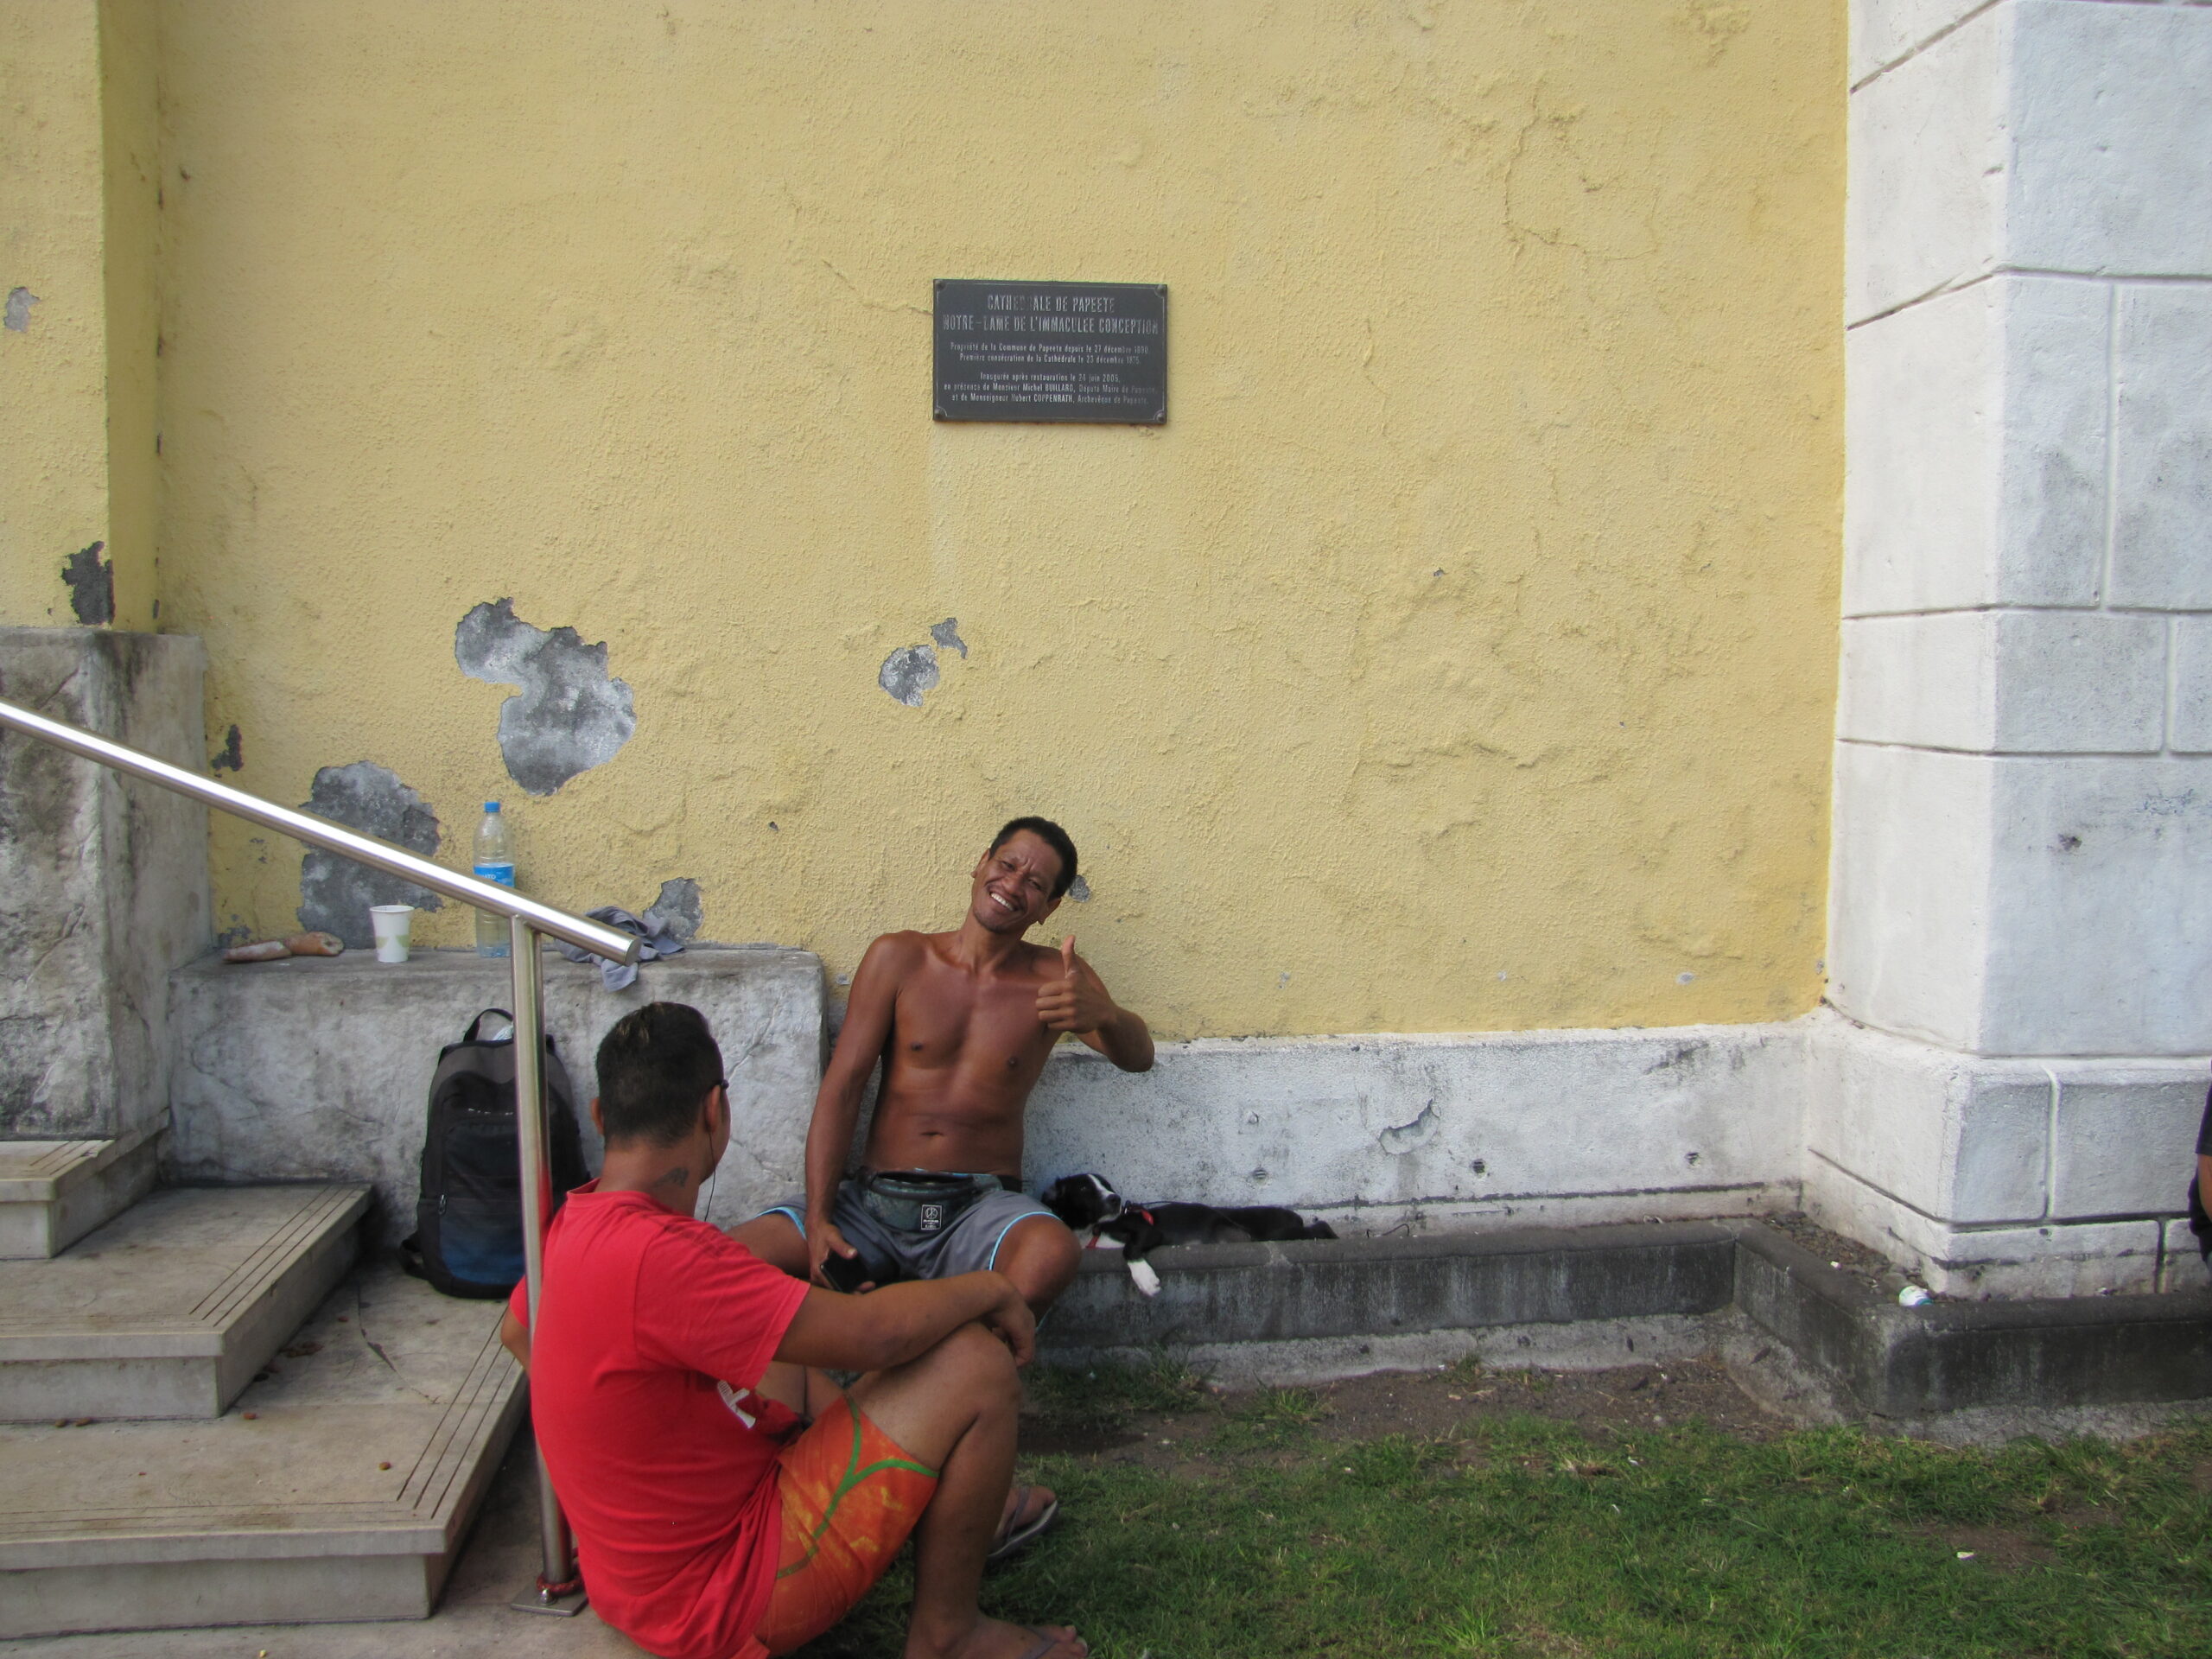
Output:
[210, 723, 243, 772]
[646, 876, 705, 943]
[60, 542, 112, 625]
[454, 599, 636, 795]
[3, 288, 37, 331]
[296, 761, 444, 946]
[929, 618, 968, 658]
[878, 644, 938, 708]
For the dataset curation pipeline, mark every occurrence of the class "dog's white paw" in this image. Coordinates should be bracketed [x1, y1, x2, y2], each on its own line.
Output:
[1127, 1258, 1162, 1297]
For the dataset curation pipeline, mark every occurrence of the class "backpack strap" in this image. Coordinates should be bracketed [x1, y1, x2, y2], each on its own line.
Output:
[461, 1008, 515, 1043]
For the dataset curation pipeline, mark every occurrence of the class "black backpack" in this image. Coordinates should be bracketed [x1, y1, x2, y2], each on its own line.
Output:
[400, 1008, 591, 1299]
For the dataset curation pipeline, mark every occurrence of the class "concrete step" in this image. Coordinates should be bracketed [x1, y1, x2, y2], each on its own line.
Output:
[0, 1261, 525, 1639]
[0, 1124, 162, 1259]
[0, 1184, 370, 1421]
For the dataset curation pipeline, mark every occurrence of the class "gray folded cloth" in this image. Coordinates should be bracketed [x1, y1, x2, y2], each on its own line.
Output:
[556, 905, 687, 991]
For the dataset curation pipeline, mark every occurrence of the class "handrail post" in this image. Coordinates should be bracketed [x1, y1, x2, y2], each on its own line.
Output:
[509, 917, 586, 1616]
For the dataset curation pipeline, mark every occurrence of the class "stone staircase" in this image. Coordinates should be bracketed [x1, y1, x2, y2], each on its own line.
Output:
[0, 1142, 524, 1640]
[0, 1128, 162, 1261]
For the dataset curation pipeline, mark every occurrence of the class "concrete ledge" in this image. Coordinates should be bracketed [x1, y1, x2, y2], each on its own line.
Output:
[167, 946, 824, 1239]
[1736, 1223, 2212, 1419]
[1047, 1221, 1739, 1352]
[1043, 1221, 2212, 1421]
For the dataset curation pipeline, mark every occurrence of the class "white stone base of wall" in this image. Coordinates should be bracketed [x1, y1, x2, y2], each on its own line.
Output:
[1022, 1020, 1809, 1237]
[1801, 1013, 2207, 1299]
[1015, 1009, 2206, 1297]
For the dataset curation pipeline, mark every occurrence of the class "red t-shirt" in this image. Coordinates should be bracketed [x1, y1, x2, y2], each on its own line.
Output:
[509, 1182, 812, 1659]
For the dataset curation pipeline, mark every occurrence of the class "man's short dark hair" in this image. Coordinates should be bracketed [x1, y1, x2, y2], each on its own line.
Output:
[989, 816, 1078, 900]
[594, 1002, 725, 1146]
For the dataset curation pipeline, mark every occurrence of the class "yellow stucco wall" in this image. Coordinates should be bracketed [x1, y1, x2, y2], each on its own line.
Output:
[2, 2, 131, 629]
[0, 0, 157, 631]
[99, 0, 161, 630]
[149, 0, 1840, 1039]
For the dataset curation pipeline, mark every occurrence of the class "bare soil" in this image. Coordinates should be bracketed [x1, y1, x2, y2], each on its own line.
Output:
[1022, 1351, 1796, 1473]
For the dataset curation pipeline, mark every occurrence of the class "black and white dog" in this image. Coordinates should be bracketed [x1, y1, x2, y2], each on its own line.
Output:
[1041, 1173, 1337, 1297]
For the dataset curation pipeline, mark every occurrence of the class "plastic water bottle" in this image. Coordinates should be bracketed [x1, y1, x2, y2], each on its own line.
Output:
[474, 802, 516, 958]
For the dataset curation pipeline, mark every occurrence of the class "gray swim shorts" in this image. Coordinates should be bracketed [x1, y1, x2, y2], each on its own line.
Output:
[758, 1172, 1064, 1285]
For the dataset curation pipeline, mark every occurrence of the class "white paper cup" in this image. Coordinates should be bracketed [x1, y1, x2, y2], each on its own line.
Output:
[369, 905, 415, 963]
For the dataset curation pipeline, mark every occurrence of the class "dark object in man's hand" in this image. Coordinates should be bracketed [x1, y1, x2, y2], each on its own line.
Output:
[818, 1249, 876, 1295]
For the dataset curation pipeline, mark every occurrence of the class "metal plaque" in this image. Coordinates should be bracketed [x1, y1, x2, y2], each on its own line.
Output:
[934, 280, 1166, 424]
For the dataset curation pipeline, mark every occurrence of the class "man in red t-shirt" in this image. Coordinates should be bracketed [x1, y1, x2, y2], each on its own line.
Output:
[501, 1001, 1084, 1659]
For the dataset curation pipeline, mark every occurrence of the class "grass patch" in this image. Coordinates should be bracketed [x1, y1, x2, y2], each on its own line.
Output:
[798, 1415, 2212, 1659]
[1212, 1386, 1332, 1452]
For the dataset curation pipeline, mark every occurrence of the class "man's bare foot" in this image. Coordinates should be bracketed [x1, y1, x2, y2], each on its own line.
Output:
[907, 1614, 1086, 1659]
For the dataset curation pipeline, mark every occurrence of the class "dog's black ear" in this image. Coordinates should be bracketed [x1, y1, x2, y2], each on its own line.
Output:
[1040, 1176, 1089, 1225]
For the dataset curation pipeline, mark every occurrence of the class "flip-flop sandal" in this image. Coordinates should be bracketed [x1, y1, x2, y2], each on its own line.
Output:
[986, 1484, 1060, 1565]
[1014, 1624, 1081, 1659]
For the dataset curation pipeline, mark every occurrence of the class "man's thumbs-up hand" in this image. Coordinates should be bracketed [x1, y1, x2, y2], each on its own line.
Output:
[1037, 934, 1112, 1034]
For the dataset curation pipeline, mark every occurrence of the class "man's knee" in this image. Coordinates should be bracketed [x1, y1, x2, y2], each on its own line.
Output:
[927, 1320, 1021, 1400]
[728, 1211, 807, 1274]
[995, 1215, 1080, 1293]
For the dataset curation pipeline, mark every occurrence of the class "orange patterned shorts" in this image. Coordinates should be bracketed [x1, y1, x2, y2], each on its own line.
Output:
[753, 1395, 939, 1655]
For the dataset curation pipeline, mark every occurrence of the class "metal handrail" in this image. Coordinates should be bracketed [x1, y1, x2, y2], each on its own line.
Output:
[0, 693, 611, 1614]
[0, 698, 639, 962]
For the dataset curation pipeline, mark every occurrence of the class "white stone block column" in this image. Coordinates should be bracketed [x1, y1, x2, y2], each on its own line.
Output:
[1821, 0, 2212, 1295]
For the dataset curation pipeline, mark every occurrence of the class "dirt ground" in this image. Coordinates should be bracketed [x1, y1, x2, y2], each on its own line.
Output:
[1024, 1350, 1794, 1470]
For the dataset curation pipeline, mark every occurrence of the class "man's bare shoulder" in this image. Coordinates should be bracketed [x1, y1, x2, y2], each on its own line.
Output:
[861, 930, 944, 971]
[1012, 938, 1065, 980]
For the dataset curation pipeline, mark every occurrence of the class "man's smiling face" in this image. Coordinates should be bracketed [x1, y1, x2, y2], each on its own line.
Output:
[969, 830, 1065, 937]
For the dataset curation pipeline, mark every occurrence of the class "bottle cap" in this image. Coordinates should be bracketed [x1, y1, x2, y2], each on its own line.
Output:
[485, 801, 500, 812]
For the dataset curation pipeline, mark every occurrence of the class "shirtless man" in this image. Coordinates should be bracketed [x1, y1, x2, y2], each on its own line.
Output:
[731, 817, 1154, 1316]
